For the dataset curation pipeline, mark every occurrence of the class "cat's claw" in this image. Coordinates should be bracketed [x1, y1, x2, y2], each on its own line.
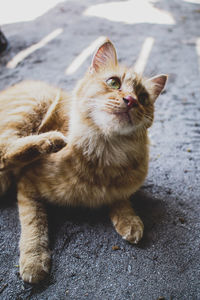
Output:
[39, 131, 67, 154]
[113, 215, 144, 245]
[122, 225, 143, 244]
[20, 251, 51, 284]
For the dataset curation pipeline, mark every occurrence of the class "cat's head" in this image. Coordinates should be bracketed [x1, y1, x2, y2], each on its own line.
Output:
[73, 39, 167, 137]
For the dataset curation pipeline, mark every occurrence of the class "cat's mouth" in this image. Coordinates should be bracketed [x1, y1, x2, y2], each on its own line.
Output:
[113, 111, 132, 124]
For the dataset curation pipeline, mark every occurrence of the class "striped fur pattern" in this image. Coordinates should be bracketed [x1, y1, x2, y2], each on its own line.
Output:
[0, 39, 167, 283]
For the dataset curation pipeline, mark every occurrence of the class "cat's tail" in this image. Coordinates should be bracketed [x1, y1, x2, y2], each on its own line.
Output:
[0, 171, 11, 196]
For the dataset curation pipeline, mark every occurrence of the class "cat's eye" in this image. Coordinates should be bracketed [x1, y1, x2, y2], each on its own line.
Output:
[139, 92, 149, 105]
[106, 77, 121, 90]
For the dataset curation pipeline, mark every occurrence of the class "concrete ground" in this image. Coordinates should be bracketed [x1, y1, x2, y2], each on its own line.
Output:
[0, 0, 200, 299]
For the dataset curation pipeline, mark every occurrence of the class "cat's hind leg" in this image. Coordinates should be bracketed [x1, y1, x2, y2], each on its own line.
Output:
[0, 131, 67, 170]
[17, 178, 50, 283]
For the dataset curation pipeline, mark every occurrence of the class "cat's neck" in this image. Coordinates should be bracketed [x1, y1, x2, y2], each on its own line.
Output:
[67, 111, 148, 167]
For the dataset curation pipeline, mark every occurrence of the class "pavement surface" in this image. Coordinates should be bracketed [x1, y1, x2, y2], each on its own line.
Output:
[0, 0, 200, 299]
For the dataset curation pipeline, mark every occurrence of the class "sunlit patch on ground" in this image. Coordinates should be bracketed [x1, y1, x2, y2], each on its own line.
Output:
[84, 0, 175, 25]
[1, 0, 65, 25]
[183, 0, 200, 4]
[196, 38, 200, 73]
[134, 37, 154, 74]
[6, 28, 63, 69]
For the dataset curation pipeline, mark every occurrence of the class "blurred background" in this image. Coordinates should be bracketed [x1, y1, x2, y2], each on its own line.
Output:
[0, 1, 200, 299]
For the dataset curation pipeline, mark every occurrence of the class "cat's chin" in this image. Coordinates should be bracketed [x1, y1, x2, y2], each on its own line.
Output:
[92, 110, 137, 136]
[111, 112, 137, 135]
[113, 111, 132, 124]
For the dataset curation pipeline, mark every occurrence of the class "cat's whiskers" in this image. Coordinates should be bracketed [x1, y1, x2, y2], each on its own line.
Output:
[142, 113, 153, 122]
[107, 99, 120, 106]
[136, 110, 153, 121]
[135, 111, 153, 129]
[104, 105, 121, 113]
[105, 103, 119, 108]
[107, 98, 119, 102]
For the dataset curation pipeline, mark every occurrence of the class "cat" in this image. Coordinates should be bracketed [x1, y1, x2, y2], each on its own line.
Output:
[0, 39, 167, 284]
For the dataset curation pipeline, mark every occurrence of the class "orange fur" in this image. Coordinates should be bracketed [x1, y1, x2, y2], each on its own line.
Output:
[0, 39, 167, 283]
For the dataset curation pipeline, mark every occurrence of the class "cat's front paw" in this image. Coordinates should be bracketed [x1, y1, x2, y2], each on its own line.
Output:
[39, 131, 67, 154]
[19, 251, 51, 284]
[113, 215, 144, 244]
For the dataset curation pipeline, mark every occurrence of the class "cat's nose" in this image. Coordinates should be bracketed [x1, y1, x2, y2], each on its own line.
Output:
[123, 95, 138, 109]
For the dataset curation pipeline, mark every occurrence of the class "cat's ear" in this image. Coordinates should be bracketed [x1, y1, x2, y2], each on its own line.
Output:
[148, 74, 168, 102]
[90, 39, 118, 73]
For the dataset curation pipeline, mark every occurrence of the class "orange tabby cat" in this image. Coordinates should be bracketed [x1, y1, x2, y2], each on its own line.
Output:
[0, 39, 167, 283]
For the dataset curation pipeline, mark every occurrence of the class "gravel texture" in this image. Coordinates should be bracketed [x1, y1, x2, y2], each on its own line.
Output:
[0, 0, 200, 299]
